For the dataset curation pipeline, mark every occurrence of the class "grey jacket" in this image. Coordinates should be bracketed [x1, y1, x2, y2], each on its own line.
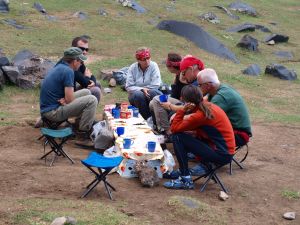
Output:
[125, 61, 161, 93]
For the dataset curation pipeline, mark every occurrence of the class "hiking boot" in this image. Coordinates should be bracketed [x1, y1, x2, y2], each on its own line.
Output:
[163, 164, 208, 179]
[163, 176, 194, 190]
[163, 170, 181, 179]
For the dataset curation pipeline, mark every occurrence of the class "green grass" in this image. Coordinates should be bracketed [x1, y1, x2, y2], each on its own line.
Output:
[0, 0, 299, 125]
[11, 198, 142, 225]
[281, 190, 300, 200]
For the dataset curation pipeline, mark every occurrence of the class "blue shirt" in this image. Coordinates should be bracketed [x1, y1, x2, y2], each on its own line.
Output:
[40, 62, 74, 113]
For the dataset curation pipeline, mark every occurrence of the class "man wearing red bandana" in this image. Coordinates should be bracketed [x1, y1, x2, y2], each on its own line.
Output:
[125, 47, 162, 120]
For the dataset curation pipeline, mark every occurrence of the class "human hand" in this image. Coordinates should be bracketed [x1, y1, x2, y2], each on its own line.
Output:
[84, 68, 92, 78]
[183, 102, 196, 113]
[161, 102, 171, 110]
[87, 80, 95, 88]
[58, 98, 66, 105]
[142, 88, 150, 98]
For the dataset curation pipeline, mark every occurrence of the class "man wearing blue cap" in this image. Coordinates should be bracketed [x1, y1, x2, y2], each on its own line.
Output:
[40, 47, 98, 137]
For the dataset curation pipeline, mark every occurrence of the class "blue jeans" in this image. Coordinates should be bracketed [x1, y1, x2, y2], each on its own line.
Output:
[128, 89, 162, 119]
[172, 133, 232, 176]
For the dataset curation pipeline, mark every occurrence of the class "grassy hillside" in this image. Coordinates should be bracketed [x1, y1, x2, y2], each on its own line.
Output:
[0, 0, 299, 125]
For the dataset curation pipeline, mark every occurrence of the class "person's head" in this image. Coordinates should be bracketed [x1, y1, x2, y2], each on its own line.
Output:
[180, 55, 205, 83]
[71, 36, 89, 56]
[166, 53, 182, 74]
[62, 47, 87, 70]
[135, 47, 151, 70]
[197, 68, 220, 95]
[181, 84, 213, 119]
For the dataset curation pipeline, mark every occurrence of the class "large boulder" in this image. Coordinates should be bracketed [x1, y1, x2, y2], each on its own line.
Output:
[237, 34, 258, 51]
[1, 66, 20, 84]
[0, 56, 10, 66]
[265, 64, 297, 80]
[264, 34, 289, 43]
[229, 1, 257, 17]
[0, 69, 6, 90]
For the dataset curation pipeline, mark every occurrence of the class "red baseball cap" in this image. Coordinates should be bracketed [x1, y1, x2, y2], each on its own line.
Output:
[180, 56, 204, 71]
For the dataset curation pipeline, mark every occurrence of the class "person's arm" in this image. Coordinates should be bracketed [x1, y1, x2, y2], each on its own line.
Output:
[74, 70, 90, 88]
[125, 63, 143, 93]
[145, 62, 161, 89]
[64, 87, 75, 103]
[161, 102, 183, 112]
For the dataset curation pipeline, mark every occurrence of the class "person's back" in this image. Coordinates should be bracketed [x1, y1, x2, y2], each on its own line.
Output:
[40, 62, 73, 114]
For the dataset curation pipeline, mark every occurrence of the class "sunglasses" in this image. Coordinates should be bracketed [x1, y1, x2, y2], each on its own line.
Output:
[78, 46, 89, 52]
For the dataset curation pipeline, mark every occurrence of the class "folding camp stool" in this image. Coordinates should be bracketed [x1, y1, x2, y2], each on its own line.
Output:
[229, 144, 249, 175]
[81, 152, 123, 200]
[38, 117, 70, 141]
[193, 163, 228, 193]
[40, 127, 74, 166]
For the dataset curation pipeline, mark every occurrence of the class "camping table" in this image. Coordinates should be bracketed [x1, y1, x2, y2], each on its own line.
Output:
[103, 110, 165, 177]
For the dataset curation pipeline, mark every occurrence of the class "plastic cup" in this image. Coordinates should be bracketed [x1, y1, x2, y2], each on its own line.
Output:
[147, 141, 156, 152]
[159, 94, 168, 103]
[116, 127, 125, 136]
[112, 108, 120, 119]
[132, 107, 139, 117]
[123, 138, 134, 149]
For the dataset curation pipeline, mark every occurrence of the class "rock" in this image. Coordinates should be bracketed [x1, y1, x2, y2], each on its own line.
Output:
[274, 51, 293, 60]
[2, 18, 26, 29]
[264, 34, 289, 43]
[214, 5, 239, 20]
[265, 64, 297, 80]
[33, 2, 46, 14]
[219, 191, 229, 201]
[0, 69, 6, 90]
[242, 64, 261, 76]
[0, 0, 9, 13]
[109, 78, 117, 87]
[1, 66, 20, 84]
[103, 87, 112, 93]
[0, 56, 10, 66]
[255, 24, 271, 32]
[267, 40, 275, 45]
[198, 12, 220, 24]
[229, 1, 257, 17]
[50, 216, 76, 225]
[237, 34, 258, 51]
[99, 69, 115, 81]
[12, 49, 35, 64]
[283, 212, 296, 220]
[73, 11, 88, 20]
[17, 75, 35, 89]
[98, 8, 108, 16]
[227, 23, 256, 32]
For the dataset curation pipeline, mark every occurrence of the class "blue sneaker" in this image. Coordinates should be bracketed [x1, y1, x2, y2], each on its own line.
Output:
[163, 170, 181, 179]
[164, 176, 194, 189]
[189, 164, 208, 177]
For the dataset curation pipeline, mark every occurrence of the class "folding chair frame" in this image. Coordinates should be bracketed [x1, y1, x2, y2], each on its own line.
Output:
[81, 165, 116, 200]
[193, 163, 228, 193]
[41, 134, 74, 166]
[38, 117, 70, 141]
[229, 144, 249, 175]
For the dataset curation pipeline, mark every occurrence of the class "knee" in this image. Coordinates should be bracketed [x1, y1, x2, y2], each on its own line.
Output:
[129, 91, 144, 101]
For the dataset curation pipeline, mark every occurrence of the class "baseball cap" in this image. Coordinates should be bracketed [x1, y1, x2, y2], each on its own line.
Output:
[180, 55, 204, 71]
[64, 47, 87, 61]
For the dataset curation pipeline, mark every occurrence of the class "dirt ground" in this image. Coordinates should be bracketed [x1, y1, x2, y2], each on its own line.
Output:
[0, 121, 299, 224]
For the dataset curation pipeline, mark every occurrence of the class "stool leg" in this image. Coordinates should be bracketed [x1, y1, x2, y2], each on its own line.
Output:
[200, 173, 214, 192]
[233, 158, 244, 169]
[103, 181, 113, 200]
[213, 174, 228, 193]
[81, 180, 101, 198]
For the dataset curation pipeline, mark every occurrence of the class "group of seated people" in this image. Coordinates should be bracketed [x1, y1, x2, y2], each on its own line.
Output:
[40, 44, 252, 190]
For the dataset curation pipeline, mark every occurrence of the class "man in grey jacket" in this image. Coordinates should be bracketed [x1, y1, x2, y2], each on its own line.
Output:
[125, 47, 162, 119]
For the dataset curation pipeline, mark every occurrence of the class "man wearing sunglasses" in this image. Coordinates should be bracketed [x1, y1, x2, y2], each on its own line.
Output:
[197, 68, 252, 146]
[71, 36, 101, 103]
[40, 47, 98, 138]
[125, 47, 162, 120]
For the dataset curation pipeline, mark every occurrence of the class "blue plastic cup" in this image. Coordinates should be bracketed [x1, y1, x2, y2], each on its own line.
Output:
[132, 107, 139, 117]
[116, 127, 125, 136]
[112, 108, 120, 119]
[123, 138, 134, 149]
[159, 94, 168, 102]
[147, 141, 156, 152]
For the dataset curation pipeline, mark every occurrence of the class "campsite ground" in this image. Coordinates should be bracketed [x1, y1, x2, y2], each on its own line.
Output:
[0, 0, 300, 224]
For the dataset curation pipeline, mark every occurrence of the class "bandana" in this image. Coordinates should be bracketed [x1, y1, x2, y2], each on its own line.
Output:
[180, 56, 205, 71]
[166, 59, 181, 67]
[136, 49, 151, 60]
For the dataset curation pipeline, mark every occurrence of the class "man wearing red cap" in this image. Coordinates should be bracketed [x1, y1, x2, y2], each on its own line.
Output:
[125, 47, 162, 120]
[150, 55, 205, 136]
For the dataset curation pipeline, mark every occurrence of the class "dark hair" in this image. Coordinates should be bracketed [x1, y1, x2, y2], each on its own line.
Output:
[167, 53, 182, 70]
[62, 57, 76, 64]
[181, 85, 214, 119]
[71, 36, 88, 47]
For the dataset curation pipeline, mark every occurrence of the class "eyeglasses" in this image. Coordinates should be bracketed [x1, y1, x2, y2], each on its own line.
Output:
[198, 82, 212, 87]
[138, 57, 150, 61]
[78, 46, 89, 52]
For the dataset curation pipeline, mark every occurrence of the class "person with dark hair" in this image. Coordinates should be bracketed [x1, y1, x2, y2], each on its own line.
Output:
[197, 68, 252, 147]
[125, 47, 162, 120]
[40, 47, 97, 138]
[71, 36, 101, 103]
[149, 54, 204, 136]
[163, 85, 235, 189]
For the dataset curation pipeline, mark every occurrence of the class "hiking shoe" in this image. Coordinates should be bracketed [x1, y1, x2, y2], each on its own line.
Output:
[163, 176, 194, 190]
[163, 170, 181, 179]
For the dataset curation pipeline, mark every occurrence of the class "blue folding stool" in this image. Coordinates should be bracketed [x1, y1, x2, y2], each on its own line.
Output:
[81, 152, 123, 200]
[40, 127, 74, 166]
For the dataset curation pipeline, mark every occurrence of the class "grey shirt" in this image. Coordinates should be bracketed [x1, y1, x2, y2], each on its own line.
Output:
[125, 61, 161, 93]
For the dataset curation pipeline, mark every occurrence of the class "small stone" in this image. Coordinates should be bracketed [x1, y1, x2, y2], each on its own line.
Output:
[283, 212, 296, 220]
[103, 87, 111, 93]
[109, 78, 116, 87]
[50, 217, 67, 225]
[219, 191, 229, 201]
[267, 40, 275, 45]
